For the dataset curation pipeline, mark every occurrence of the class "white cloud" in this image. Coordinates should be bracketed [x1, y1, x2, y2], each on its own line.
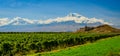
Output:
[0, 13, 113, 26]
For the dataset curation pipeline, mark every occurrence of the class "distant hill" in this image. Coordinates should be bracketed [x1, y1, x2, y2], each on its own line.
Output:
[76, 24, 120, 33]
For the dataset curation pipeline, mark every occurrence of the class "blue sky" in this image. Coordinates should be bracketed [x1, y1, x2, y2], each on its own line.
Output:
[0, 0, 120, 24]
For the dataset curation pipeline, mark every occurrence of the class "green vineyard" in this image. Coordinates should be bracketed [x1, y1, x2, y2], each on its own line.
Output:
[41, 35, 120, 56]
[0, 32, 120, 56]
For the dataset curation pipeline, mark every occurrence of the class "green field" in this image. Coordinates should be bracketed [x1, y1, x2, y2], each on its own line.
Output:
[39, 35, 120, 56]
[0, 32, 120, 56]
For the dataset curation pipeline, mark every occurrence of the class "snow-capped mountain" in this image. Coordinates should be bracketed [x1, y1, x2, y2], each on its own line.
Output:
[0, 13, 114, 32]
[8, 17, 34, 25]
[0, 13, 112, 26]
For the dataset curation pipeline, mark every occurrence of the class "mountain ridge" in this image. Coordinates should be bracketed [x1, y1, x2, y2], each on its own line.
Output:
[0, 13, 118, 32]
[0, 13, 112, 26]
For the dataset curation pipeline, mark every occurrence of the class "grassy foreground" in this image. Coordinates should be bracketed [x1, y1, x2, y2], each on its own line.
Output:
[34, 35, 120, 56]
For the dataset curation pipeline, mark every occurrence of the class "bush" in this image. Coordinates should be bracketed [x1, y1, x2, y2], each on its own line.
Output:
[29, 43, 38, 50]
[1, 42, 13, 55]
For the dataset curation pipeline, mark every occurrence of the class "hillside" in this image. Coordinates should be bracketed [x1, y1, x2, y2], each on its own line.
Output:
[76, 24, 120, 33]
[39, 35, 120, 56]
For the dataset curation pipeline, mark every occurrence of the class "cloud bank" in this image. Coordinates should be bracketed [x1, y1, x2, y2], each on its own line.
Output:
[0, 13, 113, 26]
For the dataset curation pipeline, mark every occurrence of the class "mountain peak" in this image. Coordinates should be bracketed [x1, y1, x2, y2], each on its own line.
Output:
[14, 17, 22, 20]
[68, 13, 82, 18]
[8, 17, 34, 25]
